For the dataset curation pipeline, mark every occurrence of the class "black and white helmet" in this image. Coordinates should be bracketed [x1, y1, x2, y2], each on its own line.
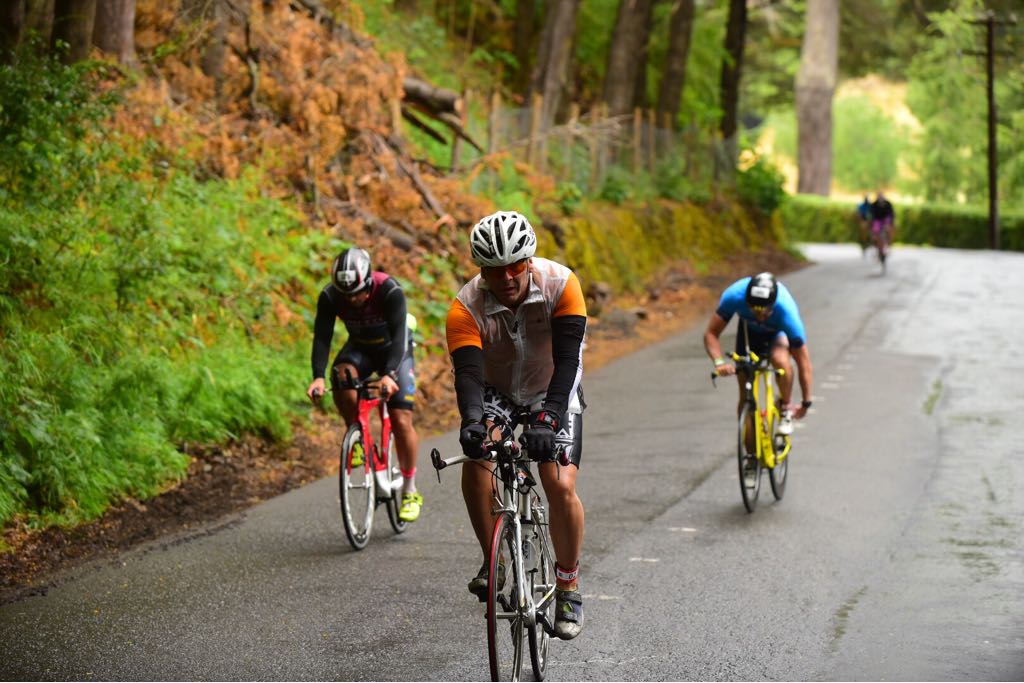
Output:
[469, 211, 537, 267]
[331, 247, 372, 295]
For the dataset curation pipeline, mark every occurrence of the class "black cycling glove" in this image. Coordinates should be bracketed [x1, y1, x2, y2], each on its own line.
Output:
[521, 410, 559, 460]
[459, 421, 487, 459]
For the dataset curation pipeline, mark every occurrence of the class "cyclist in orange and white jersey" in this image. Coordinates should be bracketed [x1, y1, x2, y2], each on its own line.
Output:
[446, 211, 587, 640]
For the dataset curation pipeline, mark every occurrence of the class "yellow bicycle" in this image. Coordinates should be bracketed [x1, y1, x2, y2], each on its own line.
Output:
[713, 350, 792, 512]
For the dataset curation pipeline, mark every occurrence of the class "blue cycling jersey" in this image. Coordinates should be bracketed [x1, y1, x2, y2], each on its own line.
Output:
[715, 277, 807, 348]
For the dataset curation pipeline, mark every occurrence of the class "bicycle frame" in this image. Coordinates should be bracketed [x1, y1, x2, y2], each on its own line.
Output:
[734, 350, 791, 469]
[343, 375, 398, 496]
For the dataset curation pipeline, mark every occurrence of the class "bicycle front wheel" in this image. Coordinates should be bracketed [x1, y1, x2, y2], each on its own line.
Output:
[737, 404, 761, 513]
[339, 425, 375, 550]
[527, 497, 554, 681]
[384, 437, 409, 534]
[488, 511, 524, 682]
[768, 411, 790, 501]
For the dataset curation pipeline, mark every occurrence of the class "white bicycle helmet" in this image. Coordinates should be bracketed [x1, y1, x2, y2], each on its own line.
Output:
[469, 211, 537, 267]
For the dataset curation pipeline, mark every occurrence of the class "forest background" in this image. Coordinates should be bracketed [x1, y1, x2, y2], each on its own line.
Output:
[0, 0, 1021, 544]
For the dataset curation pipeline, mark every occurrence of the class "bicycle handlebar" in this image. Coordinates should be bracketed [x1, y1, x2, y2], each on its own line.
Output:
[710, 351, 785, 386]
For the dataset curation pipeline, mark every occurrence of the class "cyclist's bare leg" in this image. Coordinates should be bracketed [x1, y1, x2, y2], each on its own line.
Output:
[770, 343, 794, 406]
[462, 460, 497, 557]
[538, 462, 584, 590]
[390, 407, 419, 492]
[332, 362, 360, 427]
[736, 377, 756, 452]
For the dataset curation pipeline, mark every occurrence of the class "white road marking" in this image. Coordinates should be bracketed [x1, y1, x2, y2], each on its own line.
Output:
[827, 374, 845, 381]
[628, 557, 660, 563]
[667, 526, 697, 533]
[820, 382, 841, 390]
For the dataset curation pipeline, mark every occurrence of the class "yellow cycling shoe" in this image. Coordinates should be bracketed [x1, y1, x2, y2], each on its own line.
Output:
[398, 492, 423, 522]
[349, 442, 364, 468]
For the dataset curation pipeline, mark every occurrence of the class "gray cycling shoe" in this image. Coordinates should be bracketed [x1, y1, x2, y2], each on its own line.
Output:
[468, 561, 488, 601]
[468, 560, 506, 602]
[553, 589, 584, 640]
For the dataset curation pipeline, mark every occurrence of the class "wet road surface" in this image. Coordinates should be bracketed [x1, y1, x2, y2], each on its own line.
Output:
[1, 244, 1021, 680]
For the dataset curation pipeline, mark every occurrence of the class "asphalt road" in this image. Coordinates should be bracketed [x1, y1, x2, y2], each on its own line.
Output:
[2, 244, 1022, 681]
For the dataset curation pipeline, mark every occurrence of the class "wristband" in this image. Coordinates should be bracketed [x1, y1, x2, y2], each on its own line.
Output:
[713, 357, 726, 367]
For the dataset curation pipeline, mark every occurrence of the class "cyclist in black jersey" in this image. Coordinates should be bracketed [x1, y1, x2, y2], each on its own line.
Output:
[306, 247, 423, 522]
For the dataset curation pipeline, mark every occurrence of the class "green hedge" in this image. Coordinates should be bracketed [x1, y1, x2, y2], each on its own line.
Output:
[780, 195, 1024, 251]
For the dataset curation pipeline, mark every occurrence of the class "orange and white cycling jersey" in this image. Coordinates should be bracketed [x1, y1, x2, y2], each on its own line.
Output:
[446, 257, 587, 412]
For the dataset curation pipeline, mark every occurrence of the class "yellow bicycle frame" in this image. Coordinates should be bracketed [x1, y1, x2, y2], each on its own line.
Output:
[733, 350, 791, 469]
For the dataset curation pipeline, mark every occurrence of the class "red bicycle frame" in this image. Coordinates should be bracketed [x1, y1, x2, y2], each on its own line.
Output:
[345, 379, 393, 480]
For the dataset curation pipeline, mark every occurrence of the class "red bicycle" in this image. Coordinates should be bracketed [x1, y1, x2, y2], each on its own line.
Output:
[337, 370, 408, 550]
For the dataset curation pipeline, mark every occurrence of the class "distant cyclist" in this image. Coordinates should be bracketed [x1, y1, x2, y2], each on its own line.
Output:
[446, 210, 587, 640]
[857, 195, 872, 255]
[870, 191, 895, 253]
[306, 247, 423, 522]
[703, 272, 814, 435]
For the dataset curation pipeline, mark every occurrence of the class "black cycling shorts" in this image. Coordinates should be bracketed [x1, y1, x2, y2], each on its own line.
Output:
[330, 341, 416, 411]
[481, 385, 584, 468]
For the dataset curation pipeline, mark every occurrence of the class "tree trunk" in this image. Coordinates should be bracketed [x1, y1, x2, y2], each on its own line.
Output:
[656, 0, 695, 130]
[795, 0, 839, 196]
[527, 0, 581, 132]
[718, 0, 747, 170]
[1, 1, 25, 61]
[511, 0, 537, 94]
[92, 0, 135, 64]
[26, 0, 55, 45]
[603, 0, 655, 118]
[393, 0, 417, 11]
[51, 0, 96, 62]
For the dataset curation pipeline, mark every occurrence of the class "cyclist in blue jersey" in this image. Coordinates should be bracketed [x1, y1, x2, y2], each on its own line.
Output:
[306, 247, 423, 522]
[702, 272, 814, 435]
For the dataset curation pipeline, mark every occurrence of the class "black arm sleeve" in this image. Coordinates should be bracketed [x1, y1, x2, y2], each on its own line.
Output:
[543, 314, 587, 417]
[382, 285, 408, 375]
[311, 289, 336, 379]
[451, 346, 485, 425]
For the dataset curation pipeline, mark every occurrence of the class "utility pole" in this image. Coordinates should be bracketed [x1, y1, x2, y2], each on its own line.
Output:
[967, 11, 1016, 250]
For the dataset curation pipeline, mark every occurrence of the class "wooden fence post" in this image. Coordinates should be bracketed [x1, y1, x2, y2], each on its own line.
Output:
[564, 102, 580, 183]
[632, 107, 642, 173]
[647, 108, 657, 174]
[488, 90, 501, 155]
[527, 92, 543, 167]
[451, 89, 471, 171]
[389, 97, 403, 140]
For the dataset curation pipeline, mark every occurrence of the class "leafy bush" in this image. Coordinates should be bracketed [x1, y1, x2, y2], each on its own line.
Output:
[598, 166, 636, 205]
[780, 194, 1024, 251]
[736, 155, 786, 215]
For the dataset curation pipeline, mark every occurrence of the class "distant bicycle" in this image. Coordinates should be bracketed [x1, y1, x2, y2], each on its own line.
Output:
[713, 349, 792, 513]
[327, 369, 408, 550]
[431, 419, 561, 682]
[871, 217, 893, 273]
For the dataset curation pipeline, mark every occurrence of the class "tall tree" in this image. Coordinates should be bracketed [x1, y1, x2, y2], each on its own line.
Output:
[718, 0, 747, 169]
[603, 0, 656, 118]
[527, 0, 581, 131]
[26, 0, 56, 45]
[51, 0, 96, 62]
[92, 0, 135, 64]
[795, 0, 839, 195]
[512, 0, 538, 94]
[0, 1, 26, 60]
[656, 0, 695, 129]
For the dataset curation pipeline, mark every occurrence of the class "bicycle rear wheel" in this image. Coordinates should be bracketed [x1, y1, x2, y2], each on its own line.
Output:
[384, 437, 409, 534]
[737, 404, 761, 513]
[488, 511, 524, 682]
[339, 424, 374, 550]
[527, 498, 554, 681]
[767, 411, 790, 501]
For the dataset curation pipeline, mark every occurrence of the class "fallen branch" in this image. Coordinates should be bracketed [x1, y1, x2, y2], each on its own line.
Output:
[326, 198, 416, 252]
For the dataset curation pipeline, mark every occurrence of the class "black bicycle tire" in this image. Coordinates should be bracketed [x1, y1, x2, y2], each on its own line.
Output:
[527, 499, 553, 681]
[738, 403, 761, 513]
[339, 424, 374, 550]
[487, 511, 524, 682]
[385, 436, 409, 534]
